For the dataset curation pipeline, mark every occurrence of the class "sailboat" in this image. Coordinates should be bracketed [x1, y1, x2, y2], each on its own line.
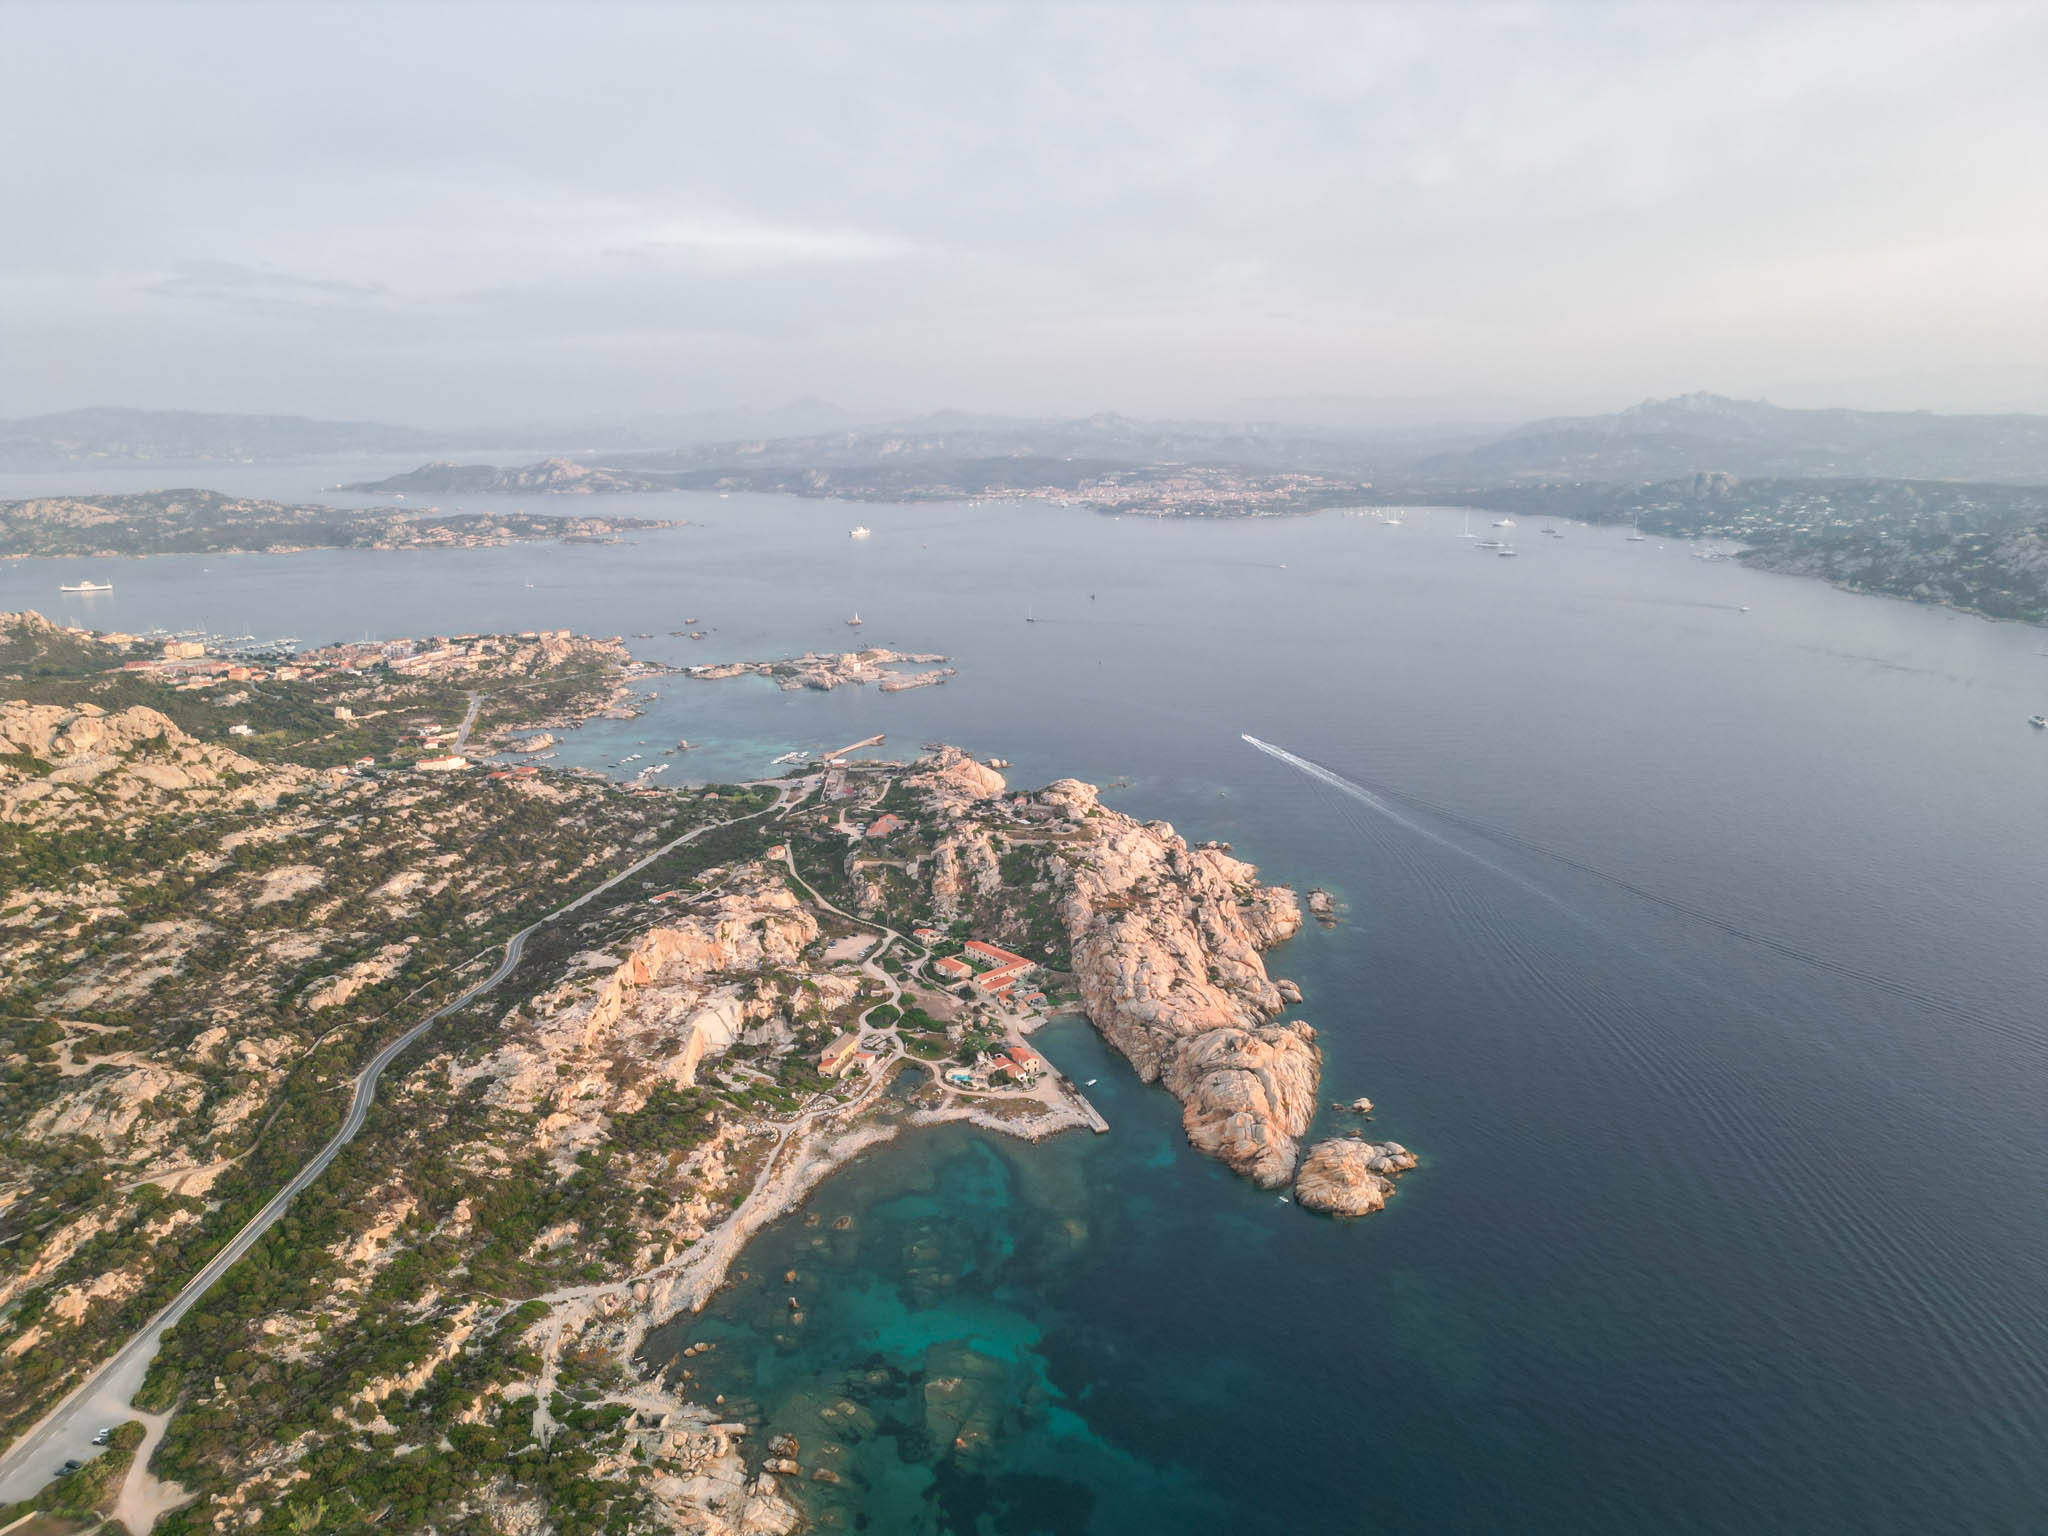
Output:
[846, 611, 863, 627]
[1627, 516, 1647, 542]
[1026, 607, 1038, 623]
[1459, 510, 1475, 539]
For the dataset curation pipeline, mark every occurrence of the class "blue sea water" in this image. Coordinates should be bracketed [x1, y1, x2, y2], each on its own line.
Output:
[7, 467, 2048, 1532]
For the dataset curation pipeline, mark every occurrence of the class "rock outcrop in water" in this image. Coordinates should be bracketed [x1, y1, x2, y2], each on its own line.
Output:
[687, 649, 954, 692]
[1292, 1137, 1419, 1216]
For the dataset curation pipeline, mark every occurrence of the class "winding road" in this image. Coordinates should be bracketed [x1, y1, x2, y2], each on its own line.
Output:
[0, 778, 803, 1509]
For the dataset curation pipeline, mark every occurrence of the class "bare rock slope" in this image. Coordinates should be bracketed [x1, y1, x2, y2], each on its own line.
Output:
[908, 751, 1319, 1187]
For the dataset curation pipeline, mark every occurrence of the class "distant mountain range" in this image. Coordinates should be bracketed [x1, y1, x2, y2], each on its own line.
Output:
[342, 458, 680, 496]
[0, 401, 885, 469]
[12, 394, 2048, 485]
[611, 411, 1384, 475]
[0, 407, 441, 468]
[1411, 393, 2048, 484]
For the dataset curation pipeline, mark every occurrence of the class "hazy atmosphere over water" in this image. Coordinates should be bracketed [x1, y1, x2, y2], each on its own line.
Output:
[4, 1, 2047, 423]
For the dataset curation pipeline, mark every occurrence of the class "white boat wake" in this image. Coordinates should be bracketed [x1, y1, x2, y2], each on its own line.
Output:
[1239, 733, 1566, 915]
[1237, 732, 2046, 1055]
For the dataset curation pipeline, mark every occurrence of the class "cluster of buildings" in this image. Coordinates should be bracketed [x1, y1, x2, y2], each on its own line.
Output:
[817, 1031, 882, 1079]
[1011, 465, 1354, 517]
[300, 629, 588, 679]
[121, 653, 318, 689]
[925, 938, 1049, 1010]
[946, 1042, 1045, 1092]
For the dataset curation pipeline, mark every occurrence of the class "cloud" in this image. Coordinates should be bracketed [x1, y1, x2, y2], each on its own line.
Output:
[620, 214, 928, 272]
[148, 259, 387, 310]
[2, 1, 2044, 420]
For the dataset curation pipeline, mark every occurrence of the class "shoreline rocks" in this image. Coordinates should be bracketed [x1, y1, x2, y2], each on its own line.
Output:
[899, 752, 1320, 1188]
[1292, 1137, 1419, 1217]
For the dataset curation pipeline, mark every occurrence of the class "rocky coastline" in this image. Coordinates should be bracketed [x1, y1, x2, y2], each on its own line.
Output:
[687, 649, 954, 692]
[895, 749, 1414, 1208]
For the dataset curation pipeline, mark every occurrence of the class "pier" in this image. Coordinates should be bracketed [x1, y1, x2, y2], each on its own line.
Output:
[822, 733, 885, 761]
[1072, 1086, 1111, 1134]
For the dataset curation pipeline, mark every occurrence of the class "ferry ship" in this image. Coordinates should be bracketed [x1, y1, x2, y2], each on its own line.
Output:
[849, 526, 871, 539]
[58, 580, 113, 593]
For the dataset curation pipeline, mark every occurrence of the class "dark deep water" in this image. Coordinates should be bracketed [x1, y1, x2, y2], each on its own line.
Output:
[8, 468, 2048, 1532]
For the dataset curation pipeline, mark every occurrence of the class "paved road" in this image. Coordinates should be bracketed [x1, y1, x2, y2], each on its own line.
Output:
[450, 690, 483, 753]
[0, 782, 797, 1506]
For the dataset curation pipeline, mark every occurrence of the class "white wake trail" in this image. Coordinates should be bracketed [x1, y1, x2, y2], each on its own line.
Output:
[1239, 733, 1572, 916]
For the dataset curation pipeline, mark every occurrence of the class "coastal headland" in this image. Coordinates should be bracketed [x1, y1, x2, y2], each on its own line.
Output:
[0, 609, 1410, 1534]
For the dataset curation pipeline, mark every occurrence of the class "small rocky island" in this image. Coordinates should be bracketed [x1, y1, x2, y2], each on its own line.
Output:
[687, 649, 955, 692]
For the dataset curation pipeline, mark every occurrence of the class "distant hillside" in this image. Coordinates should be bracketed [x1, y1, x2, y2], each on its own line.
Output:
[615, 412, 1382, 475]
[1395, 473, 2048, 625]
[1416, 393, 2048, 484]
[21, 392, 2048, 488]
[0, 400, 884, 468]
[1747, 519, 2048, 624]
[0, 407, 441, 468]
[344, 458, 680, 495]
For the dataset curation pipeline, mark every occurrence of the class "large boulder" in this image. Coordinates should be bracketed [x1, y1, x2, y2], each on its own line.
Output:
[1293, 1137, 1418, 1217]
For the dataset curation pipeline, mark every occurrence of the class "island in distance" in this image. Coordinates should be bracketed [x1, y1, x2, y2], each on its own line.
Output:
[0, 488, 680, 561]
[343, 457, 681, 496]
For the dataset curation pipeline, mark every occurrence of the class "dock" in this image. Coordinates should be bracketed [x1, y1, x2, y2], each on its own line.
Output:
[822, 733, 885, 761]
[1064, 1078, 1111, 1134]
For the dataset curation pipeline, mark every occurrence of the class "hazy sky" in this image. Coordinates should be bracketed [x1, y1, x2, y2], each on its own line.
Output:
[4, 1, 2044, 426]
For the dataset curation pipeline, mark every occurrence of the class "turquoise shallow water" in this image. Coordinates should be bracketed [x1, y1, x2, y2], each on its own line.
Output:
[642, 1021, 1237, 1534]
[10, 466, 2048, 1531]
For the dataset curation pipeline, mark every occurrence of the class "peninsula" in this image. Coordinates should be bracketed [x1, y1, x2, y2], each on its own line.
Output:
[0, 615, 1410, 1534]
[0, 489, 679, 560]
